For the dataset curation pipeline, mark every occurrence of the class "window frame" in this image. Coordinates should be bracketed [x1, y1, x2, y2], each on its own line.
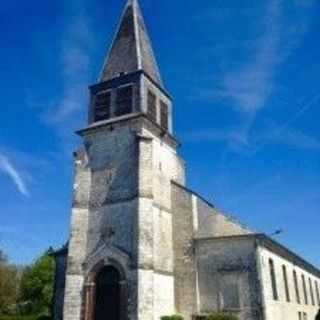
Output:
[302, 274, 309, 305]
[115, 84, 133, 117]
[94, 90, 112, 122]
[282, 265, 290, 302]
[269, 259, 279, 301]
[315, 281, 320, 306]
[147, 89, 157, 123]
[160, 100, 169, 131]
[309, 278, 315, 306]
[293, 270, 301, 304]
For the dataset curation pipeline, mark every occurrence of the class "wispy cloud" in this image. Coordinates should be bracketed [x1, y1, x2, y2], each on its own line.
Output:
[217, 0, 282, 113]
[195, 0, 315, 114]
[39, 1, 94, 152]
[0, 154, 29, 197]
[183, 125, 320, 154]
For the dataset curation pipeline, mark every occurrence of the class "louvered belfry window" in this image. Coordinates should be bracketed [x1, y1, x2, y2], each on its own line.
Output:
[94, 91, 111, 122]
[160, 100, 169, 131]
[147, 90, 157, 122]
[115, 85, 133, 117]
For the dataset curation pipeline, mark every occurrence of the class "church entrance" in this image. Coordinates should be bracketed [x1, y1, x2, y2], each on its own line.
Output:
[94, 266, 121, 320]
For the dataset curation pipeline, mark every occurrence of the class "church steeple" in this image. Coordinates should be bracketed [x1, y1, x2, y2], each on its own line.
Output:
[88, 0, 173, 135]
[100, 0, 163, 87]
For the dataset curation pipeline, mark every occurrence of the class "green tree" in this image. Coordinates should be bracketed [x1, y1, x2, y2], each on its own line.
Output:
[19, 251, 55, 316]
[316, 309, 320, 320]
[0, 250, 19, 315]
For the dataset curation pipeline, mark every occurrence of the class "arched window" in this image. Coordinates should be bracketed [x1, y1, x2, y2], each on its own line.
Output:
[269, 259, 278, 300]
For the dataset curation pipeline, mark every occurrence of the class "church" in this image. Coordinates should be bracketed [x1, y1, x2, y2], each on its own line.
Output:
[52, 1, 320, 320]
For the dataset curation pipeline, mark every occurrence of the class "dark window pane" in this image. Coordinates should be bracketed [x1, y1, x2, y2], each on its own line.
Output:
[293, 270, 301, 304]
[95, 91, 111, 122]
[269, 259, 278, 300]
[302, 274, 308, 305]
[115, 86, 133, 117]
[309, 278, 315, 306]
[315, 281, 320, 306]
[160, 101, 169, 131]
[147, 90, 157, 122]
[282, 265, 290, 302]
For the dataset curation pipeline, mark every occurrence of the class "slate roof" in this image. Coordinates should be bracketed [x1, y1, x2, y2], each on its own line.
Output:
[100, 0, 163, 86]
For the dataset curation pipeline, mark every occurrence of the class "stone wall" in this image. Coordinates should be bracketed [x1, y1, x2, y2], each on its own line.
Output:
[195, 237, 263, 320]
[62, 115, 185, 320]
[194, 198, 252, 238]
[171, 183, 198, 320]
[171, 183, 255, 320]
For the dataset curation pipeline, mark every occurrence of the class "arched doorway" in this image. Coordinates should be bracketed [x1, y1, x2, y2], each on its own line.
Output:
[94, 266, 121, 320]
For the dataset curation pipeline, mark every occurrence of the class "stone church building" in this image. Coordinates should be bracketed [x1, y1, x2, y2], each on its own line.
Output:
[53, 1, 320, 320]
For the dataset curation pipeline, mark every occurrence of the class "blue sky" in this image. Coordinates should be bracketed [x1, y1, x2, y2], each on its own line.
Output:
[0, 0, 319, 266]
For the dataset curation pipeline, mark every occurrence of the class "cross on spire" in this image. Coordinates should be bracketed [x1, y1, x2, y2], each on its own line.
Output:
[100, 0, 163, 86]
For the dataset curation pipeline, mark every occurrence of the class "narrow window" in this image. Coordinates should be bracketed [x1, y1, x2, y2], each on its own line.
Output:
[218, 273, 240, 310]
[282, 265, 290, 302]
[115, 85, 133, 117]
[94, 91, 111, 122]
[303, 312, 307, 320]
[269, 259, 278, 300]
[309, 278, 315, 306]
[160, 100, 169, 131]
[302, 274, 308, 305]
[147, 90, 157, 122]
[315, 281, 320, 306]
[293, 270, 301, 304]
[298, 312, 302, 320]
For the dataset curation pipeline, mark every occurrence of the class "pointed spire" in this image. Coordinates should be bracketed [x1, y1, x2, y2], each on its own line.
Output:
[100, 0, 163, 86]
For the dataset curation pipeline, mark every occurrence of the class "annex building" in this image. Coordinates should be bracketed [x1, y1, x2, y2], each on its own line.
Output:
[52, 1, 320, 320]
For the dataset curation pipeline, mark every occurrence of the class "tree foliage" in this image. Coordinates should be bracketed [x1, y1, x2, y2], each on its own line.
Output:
[19, 252, 55, 315]
[316, 309, 320, 320]
[0, 250, 20, 315]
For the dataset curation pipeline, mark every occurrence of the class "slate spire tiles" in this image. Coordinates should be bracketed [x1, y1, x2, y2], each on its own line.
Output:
[100, 0, 163, 86]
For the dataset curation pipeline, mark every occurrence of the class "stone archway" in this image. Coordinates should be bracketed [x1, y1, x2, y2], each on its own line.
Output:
[83, 261, 127, 320]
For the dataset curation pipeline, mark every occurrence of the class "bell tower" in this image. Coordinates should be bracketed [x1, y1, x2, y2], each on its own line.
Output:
[63, 1, 185, 320]
[89, 0, 172, 133]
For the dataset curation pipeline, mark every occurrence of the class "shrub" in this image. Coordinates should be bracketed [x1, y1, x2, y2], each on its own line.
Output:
[207, 313, 238, 320]
[36, 314, 51, 320]
[161, 314, 184, 320]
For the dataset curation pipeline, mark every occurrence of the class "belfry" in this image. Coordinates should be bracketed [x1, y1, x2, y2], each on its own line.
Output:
[53, 1, 320, 320]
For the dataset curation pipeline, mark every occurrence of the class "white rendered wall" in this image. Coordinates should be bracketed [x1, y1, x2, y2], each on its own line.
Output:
[258, 246, 320, 320]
